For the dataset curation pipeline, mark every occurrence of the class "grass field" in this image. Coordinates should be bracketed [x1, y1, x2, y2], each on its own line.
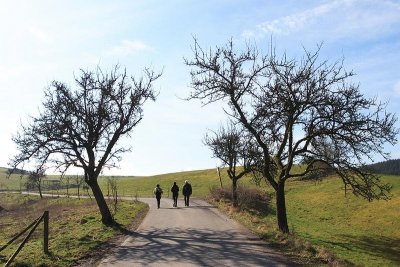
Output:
[0, 167, 241, 197]
[0, 193, 148, 266]
[285, 175, 400, 266]
[1, 166, 399, 266]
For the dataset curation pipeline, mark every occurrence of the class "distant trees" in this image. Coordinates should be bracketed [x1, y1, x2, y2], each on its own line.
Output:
[185, 38, 398, 233]
[203, 123, 260, 207]
[9, 65, 162, 225]
[365, 159, 400, 176]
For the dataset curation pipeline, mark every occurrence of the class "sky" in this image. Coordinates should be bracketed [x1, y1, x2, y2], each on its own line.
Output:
[0, 0, 399, 176]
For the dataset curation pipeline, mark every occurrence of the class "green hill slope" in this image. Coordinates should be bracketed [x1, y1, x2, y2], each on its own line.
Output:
[285, 175, 400, 266]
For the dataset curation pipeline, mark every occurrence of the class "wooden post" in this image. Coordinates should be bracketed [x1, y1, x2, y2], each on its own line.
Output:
[217, 167, 223, 188]
[43, 211, 49, 254]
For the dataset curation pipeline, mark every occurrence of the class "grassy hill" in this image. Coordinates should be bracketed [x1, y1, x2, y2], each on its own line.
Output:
[0, 167, 25, 191]
[285, 175, 399, 266]
[1, 166, 399, 266]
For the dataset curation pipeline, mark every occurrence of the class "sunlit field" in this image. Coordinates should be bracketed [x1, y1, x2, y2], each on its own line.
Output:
[1, 167, 399, 266]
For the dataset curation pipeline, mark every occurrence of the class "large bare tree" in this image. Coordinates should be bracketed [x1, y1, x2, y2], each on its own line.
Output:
[185, 39, 398, 233]
[9, 65, 162, 225]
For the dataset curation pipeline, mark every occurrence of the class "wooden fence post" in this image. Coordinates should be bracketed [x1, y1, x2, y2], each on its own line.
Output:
[217, 167, 223, 188]
[43, 210, 49, 254]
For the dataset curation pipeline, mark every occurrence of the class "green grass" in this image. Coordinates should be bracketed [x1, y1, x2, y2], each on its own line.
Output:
[98, 168, 244, 197]
[0, 167, 238, 197]
[0, 167, 27, 191]
[2, 166, 399, 266]
[285, 175, 400, 266]
[0, 193, 148, 266]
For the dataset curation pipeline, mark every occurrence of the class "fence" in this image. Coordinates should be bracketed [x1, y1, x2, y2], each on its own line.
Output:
[0, 211, 49, 266]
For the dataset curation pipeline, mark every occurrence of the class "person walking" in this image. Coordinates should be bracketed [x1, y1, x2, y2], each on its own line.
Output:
[153, 184, 163, 209]
[170, 181, 179, 207]
[182, 180, 192, 207]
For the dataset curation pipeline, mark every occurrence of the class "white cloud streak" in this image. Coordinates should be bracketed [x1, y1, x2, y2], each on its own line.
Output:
[244, 0, 400, 40]
[259, 0, 348, 35]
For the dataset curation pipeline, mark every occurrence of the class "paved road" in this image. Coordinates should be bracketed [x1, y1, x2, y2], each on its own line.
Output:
[98, 197, 295, 266]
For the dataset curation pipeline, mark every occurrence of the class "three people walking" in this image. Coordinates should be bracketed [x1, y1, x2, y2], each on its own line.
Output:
[154, 180, 192, 208]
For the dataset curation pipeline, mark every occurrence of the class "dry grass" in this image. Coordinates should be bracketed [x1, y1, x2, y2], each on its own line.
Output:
[209, 186, 272, 212]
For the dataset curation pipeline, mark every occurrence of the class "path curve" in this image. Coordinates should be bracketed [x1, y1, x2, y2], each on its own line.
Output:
[98, 197, 296, 266]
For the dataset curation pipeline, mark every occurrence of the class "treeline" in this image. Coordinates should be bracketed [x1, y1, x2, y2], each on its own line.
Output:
[365, 159, 400, 176]
[6, 167, 27, 175]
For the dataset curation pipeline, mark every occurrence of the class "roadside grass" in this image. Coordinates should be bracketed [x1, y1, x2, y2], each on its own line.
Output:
[208, 175, 400, 266]
[0, 193, 148, 266]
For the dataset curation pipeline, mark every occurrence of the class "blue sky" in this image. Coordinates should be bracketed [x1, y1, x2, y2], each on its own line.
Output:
[0, 0, 399, 175]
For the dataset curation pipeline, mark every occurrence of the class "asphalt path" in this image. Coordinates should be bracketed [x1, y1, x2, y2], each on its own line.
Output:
[98, 197, 295, 267]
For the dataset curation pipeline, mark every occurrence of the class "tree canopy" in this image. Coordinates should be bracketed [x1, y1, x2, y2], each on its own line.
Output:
[185, 38, 398, 232]
[10, 65, 162, 225]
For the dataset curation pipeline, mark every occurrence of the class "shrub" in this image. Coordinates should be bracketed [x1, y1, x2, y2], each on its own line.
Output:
[209, 186, 272, 212]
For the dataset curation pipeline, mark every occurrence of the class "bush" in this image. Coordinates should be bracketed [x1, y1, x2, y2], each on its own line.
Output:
[209, 186, 272, 212]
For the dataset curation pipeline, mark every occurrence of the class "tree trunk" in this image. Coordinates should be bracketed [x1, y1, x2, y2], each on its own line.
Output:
[38, 181, 43, 199]
[232, 178, 238, 207]
[276, 181, 289, 233]
[88, 179, 115, 225]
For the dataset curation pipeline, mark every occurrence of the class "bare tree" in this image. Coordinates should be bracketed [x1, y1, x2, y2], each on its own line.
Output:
[204, 122, 260, 207]
[61, 174, 71, 198]
[74, 174, 85, 200]
[26, 168, 46, 198]
[107, 176, 119, 214]
[185, 38, 398, 233]
[9, 65, 162, 225]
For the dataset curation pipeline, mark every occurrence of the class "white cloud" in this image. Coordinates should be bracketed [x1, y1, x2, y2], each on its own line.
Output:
[252, 0, 350, 36]
[107, 40, 154, 56]
[245, 0, 400, 40]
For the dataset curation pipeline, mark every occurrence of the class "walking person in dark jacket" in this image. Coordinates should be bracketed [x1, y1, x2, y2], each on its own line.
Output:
[153, 184, 163, 209]
[171, 181, 179, 207]
[182, 180, 192, 207]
